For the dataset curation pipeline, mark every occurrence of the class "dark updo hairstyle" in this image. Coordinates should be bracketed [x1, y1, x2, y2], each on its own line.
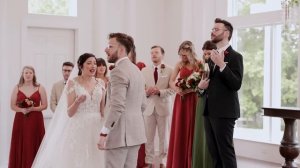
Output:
[202, 40, 217, 50]
[96, 58, 108, 76]
[77, 53, 96, 76]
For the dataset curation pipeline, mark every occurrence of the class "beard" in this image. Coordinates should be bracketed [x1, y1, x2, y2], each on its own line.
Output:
[107, 50, 118, 63]
[211, 33, 224, 43]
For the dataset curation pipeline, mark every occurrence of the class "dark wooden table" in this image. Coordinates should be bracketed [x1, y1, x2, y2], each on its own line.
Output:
[263, 107, 300, 168]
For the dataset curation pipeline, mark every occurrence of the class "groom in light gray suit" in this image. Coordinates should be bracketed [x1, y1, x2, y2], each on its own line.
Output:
[98, 33, 147, 168]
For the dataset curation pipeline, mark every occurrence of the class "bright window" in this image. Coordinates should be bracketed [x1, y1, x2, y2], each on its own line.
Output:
[281, 24, 299, 108]
[228, 0, 282, 16]
[226, 0, 300, 143]
[236, 26, 265, 129]
[28, 0, 77, 17]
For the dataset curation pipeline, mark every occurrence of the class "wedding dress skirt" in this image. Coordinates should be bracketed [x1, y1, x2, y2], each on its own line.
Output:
[53, 112, 104, 167]
[33, 78, 105, 168]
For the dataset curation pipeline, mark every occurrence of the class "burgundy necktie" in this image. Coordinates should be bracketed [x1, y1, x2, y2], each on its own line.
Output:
[154, 67, 158, 84]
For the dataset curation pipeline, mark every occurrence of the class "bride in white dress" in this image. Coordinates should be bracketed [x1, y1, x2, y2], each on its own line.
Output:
[33, 53, 105, 168]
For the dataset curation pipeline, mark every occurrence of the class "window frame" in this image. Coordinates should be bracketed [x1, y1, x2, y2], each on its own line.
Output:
[218, 0, 299, 143]
[27, 0, 78, 17]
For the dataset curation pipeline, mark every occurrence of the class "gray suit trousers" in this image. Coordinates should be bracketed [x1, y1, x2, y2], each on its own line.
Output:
[104, 145, 140, 168]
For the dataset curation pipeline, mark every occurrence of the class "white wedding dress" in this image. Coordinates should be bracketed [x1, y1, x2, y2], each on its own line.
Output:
[33, 78, 105, 168]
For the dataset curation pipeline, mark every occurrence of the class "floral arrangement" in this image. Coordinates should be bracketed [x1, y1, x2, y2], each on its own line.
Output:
[108, 65, 115, 70]
[160, 63, 165, 73]
[18, 98, 35, 108]
[186, 71, 202, 89]
[136, 62, 146, 70]
[224, 50, 229, 56]
[175, 61, 207, 91]
[17, 98, 35, 117]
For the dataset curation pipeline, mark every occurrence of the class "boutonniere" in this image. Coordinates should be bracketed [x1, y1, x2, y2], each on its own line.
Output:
[160, 64, 165, 73]
[109, 65, 115, 70]
[224, 50, 229, 56]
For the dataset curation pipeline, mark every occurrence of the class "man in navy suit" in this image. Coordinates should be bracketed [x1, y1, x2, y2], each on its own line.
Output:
[197, 18, 244, 168]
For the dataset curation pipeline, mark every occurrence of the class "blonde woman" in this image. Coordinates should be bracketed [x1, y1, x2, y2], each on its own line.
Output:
[167, 41, 198, 168]
[9, 66, 47, 168]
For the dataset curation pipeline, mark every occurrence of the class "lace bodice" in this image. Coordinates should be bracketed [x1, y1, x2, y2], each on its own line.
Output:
[67, 78, 105, 116]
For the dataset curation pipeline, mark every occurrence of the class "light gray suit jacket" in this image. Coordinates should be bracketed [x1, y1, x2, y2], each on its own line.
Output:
[142, 65, 174, 117]
[50, 80, 65, 112]
[104, 58, 147, 149]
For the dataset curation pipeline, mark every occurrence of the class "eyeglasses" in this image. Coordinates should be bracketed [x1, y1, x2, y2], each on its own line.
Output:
[107, 43, 120, 49]
[211, 28, 228, 32]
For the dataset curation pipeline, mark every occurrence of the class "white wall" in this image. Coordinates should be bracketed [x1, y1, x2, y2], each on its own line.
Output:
[0, 0, 297, 167]
[0, 0, 9, 167]
[92, 0, 216, 67]
[0, 0, 95, 166]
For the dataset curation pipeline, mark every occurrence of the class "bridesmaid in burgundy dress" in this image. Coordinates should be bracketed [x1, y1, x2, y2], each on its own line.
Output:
[167, 41, 198, 168]
[9, 66, 48, 168]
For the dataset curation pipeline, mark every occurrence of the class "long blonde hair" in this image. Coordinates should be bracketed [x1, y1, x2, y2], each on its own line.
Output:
[178, 40, 198, 68]
[18, 66, 39, 87]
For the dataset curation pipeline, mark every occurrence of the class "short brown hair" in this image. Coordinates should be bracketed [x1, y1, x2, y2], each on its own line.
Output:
[62, 61, 74, 68]
[108, 33, 134, 55]
[151, 45, 165, 55]
[215, 18, 233, 40]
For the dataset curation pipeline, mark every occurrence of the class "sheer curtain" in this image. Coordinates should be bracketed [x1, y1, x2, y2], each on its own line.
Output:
[181, 0, 216, 55]
[0, 0, 219, 167]
[0, 0, 11, 167]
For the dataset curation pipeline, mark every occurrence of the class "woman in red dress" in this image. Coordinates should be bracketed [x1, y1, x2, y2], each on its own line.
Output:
[9, 66, 48, 168]
[167, 41, 198, 168]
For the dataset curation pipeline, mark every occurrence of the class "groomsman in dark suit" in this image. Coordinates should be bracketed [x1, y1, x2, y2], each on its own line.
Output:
[197, 18, 244, 168]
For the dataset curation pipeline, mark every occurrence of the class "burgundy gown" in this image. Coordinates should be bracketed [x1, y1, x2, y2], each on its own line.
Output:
[136, 62, 146, 168]
[8, 89, 45, 168]
[167, 67, 197, 168]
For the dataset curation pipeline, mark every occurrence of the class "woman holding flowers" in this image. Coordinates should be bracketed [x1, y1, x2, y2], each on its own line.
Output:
[167, 41, 200, 168]
[192, 40, 217, 168]
[9, 66, 47, 168]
